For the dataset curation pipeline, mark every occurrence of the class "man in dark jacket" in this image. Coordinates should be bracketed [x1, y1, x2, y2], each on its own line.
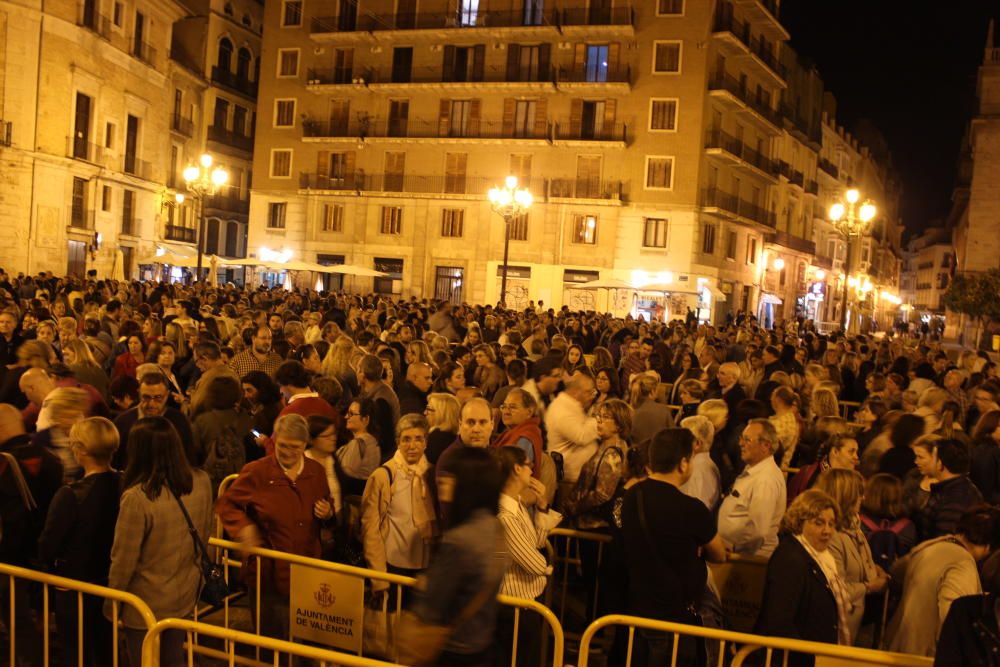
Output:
[919, 439, 985, 540]
[398, 362, 432, 417]
[113, 372, 196, 469]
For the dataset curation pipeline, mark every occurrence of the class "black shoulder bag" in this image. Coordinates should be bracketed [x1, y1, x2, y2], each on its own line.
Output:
[172, 488, 230, 607]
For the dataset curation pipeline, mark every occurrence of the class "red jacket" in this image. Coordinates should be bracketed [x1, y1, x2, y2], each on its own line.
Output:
[263, 394, 342, 457]
[215, 455, 333, 595]
[112, 352, 141, 380]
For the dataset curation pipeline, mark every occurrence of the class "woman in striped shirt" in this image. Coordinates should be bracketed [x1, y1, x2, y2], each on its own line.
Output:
[495, 446, 562, 667]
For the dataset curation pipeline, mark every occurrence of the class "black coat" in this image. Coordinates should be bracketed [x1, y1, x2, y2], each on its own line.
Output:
[755, 535, 839, 650]
[936, 594, 1000, 667]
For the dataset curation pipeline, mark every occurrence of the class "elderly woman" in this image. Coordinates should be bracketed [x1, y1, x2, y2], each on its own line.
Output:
[755, 489, 851, 655]
[107, 416, 213, 666]
[216, 413, 335, 641]
[361, 413, 437, 586]
[679, 415, 720, 510]
[424, 392, 461, 465]
[629, 371, 674, 445]
[493, 388, 545, 475]
[564, 399, 633, 529]
[814, 469, 888, 644]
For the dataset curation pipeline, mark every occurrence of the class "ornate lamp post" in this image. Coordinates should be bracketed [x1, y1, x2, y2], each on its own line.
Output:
[182, 153, 229, 282]
[828, 187, 876, 332]
[488, 175, 532, 308]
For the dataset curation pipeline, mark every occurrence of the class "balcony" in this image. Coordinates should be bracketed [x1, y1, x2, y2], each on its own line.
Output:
[303, 117, 550, 142]
[813, 254, 834, 270]
[207, 125, 253, 154]
[171, 114, 194, 137]
[132, 41, 157, 67]
[556, 64, 631, 86]
[767, 231, 816, 256]
[776, 162, 804, 188]
[123, 154, 153, 179]
[318, 64, 558, 89]
[805, 180, 819, 196]
[70, 208, 95, 231]
[79, 12, 111, 40]
[705, 128, 777, 179]
[818, 157, 839, 179]
[711, 13, 785, 86]
[204, 193, 250, 215]
[0, 120, 10, 147]
[67, 136, 104, 164]
[547, 178, 623, 201]
[210, 66, 258, 99]
[559, 6, 633, 27]
[700, 187, 776, 228]
[553, 121, 627, 143]
[164, 225, 197, 243]
[731, 0, 788, 40]
[707, 70, 782, 134]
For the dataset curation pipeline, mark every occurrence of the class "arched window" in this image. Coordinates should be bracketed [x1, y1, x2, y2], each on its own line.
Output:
[223, 2, 233, 14]
[217, 38, 233, 72]
[237, 48, 252, 81]
[206, 218, 220, 254]
[225, 221, 239, 257]
[241, 14, 252, 27]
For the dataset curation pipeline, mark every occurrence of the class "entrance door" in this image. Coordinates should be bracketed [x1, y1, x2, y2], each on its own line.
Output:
[67, 240, 87, 278]
[435, 266, 463, 304]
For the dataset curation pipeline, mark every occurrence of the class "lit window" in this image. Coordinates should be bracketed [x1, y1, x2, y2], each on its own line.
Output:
[572, 214, 597, 245]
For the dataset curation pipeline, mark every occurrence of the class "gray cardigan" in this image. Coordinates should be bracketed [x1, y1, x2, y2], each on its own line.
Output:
[106, 470, 213, 628]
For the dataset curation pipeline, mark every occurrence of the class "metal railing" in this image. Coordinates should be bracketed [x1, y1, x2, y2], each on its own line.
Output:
[303, 117, 546, 141]
[132, 41, 157, 66]
[0, 561, 156, 667]
[312, 6, 558, 33]
[67, 135, 104, 163]
[549, 178, 623, 200]
[713, 12, 785, 79]
[207, 124, 253, 153]
[575, 614, 931, 667]
[71, 207, 95, 230]
[164, 224, 197, 243]
[170, 113, 194, 137]
[557, 64, 631, 84]
[819, 157, 839, 178]
[707, 70, 782, 128]
[766, 231, 816, 256]
[700, 187, 776, 227]
[124, 153, 153, 179]
[79, 11, 112, 39]
[204, 192, 250, 214]
[705, 128, 777, 175]
[559, 5, 633, 26]
[317, 64, 558, 86]
[805, 179, 819, 195]
[210, 66, 258, 98]
[553, 121, 627, 142]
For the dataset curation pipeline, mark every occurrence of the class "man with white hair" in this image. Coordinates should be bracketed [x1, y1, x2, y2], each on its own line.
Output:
[712, 362, 746, 414]
[545, 371, 599, 498]
[679, 415, 720, 510]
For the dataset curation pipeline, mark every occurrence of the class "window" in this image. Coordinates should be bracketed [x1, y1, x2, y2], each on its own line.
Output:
[374, 258, 403, 294]
[513, 100, 536, 138]
[444, 153, 467, 194]
[441, 209, 464, 237]
[217, 38, 233, 71]
[388, 100, 409, 137]
[274, 100, 295, 128]
[657, 0, 683, 14]
[71, 177, 88, 228]
[213, 98, 229, 129]
[726, 230, 737, 259]
[516, 45, 540, 81]
[380, 206, 402, 235]
[509, 154, 531, 189]
[104, 122, 115, 148]
[702, 223, 716, 255]
[384, 151, 405, 191]
[645, 156, 674, 190]
[649, 99, 678, 131]
[653, 41, 682, 73]
[102, 185, 111, 211]
[237, 48, 252, 81]
[642, 218, 667, 248]
[448, 100, 472, 137]
[333, 48, 353, 83]
[459, 0, 478, 26]
[121, 189, 135, 235]
[267, 202, 287, 228]
[575, 155, 601, 198]
[585, 44, 609, 82]
[123, 115, 139, 175]
[281, 0, 302, 26]
[321, 203, 343, 232]
[572, 214, 597, 245]
[270, 149, 292, 178]
[747, 237, 757, 264]
[113, 2, 123, 26]
[73, 92, 93, 160]
[508, 213, 528, 241]
[277, 49, 299, 77]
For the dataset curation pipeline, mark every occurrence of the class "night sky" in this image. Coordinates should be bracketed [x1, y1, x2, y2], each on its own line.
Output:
[780, 0, 996, 238]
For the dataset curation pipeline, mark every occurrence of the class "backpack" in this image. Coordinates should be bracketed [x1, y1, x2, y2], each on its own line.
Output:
[861, 514, 910, 569]
[202, 424, 245, 489]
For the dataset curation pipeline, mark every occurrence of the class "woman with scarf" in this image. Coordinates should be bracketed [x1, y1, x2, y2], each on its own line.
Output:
[361, 413, 438, 593]
[756, 489, 853, 662]
[493, 388, 544, 478]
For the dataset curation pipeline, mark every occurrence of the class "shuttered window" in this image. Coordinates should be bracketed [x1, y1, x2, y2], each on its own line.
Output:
[321, 203, 343, 232]
[380, 206, 402, 235]
[441, 209, 464, 237]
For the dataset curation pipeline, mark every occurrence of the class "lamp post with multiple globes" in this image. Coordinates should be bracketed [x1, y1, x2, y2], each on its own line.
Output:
[828, 188, 877, 332]
[488, 176, 532, 308]
[182, 153, 229, 282]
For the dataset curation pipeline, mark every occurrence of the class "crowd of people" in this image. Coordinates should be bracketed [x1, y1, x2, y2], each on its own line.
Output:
[2, 272, 1000, 666]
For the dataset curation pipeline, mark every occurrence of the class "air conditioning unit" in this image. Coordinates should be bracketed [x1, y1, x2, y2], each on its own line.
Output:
[313, 47, 325, 55]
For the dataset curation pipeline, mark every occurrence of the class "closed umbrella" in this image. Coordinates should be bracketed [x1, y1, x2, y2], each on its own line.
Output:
[208, 255, 219, 287]
[111, 249, 126, 281]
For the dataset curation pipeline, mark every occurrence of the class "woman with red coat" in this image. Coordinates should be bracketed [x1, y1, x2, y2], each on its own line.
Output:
[112, 335, 146, 380]
[493, 388, 544, 478]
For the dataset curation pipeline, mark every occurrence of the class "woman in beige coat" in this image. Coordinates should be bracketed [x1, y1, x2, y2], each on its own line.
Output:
[814, 469, 888, 644]
[885, 505, 997, 656]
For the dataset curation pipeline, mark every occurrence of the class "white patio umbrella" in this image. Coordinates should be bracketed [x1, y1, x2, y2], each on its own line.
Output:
[577, 277, 636, 290]
[208, 255, 219, 287]
[111, 249, 126, 281]
[320, 263, 388, 277]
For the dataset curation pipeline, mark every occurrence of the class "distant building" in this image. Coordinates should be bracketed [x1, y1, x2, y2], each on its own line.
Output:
[900, 226, 952, 320]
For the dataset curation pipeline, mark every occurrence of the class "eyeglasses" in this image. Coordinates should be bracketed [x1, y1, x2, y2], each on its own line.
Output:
[500, 403, 524, 411]
[346, 410, 362, 417]
[140, 393, 167, 403]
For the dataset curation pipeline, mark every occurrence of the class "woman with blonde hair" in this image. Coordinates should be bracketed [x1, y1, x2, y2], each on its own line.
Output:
[814, 468, 888, 644]
[629, 371, 673, 445]
[425, 392, 461, 464]
[811, 387, 841, 420]
[769, 386, 802, 469]
[405, 340, 435, 370]
[565, 398, 633, 528]
[35, 386, 90, 482]
[62, 338, 109, 399]
[322, 336, 360, 403]
[162, 320, 188, 363]
[591, 346, 614, 372]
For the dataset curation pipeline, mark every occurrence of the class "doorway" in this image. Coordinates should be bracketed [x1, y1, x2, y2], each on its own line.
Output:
[434, 266, 463, 304]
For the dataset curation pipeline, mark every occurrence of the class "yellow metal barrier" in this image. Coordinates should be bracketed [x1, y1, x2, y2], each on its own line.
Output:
[142, 617, 403, 667]
[0, 561, 156, 667]
[547, 527, 613, 628]
[842, 400, 861, 419]
[207, 536, 565, 667]
[574, 614, 933, 667]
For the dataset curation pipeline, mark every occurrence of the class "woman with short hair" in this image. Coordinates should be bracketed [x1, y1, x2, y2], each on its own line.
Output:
[565, 399, 633, 529]
[338, 398, 380, 496]
[787, 434, 861, 504]
[107, 416, 213, 667]
[492, 388, 544, 477]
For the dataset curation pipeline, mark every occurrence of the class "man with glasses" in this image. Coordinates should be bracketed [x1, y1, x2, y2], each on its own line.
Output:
[228, 325, 283, 379]
[717, 419, 785, 558]
[112, 372, 195, 469]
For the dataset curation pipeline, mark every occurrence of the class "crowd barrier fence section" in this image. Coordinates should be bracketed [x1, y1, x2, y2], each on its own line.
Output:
[572, 614, 933, 667]
[0, 561, 156, 667]
[206, 536, 564, 667]
[547, 527, 612, 629]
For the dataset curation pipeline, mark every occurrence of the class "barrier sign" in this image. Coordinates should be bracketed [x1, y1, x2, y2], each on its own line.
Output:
[289, 563, 364, 653]
[709, 556, 768, 634]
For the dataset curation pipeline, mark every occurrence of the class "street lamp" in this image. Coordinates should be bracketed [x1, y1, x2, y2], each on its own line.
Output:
[828, 187, 876, 332]
[182, 153, 229, 282]
[488, 175, 532, 307]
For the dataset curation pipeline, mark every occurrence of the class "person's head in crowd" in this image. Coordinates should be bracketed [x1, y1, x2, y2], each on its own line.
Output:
[19, 367, 56, 406]
[886, 373, 906, 396]
[275, 360, 313, 400]
[346, 398, 376, 437]
[925, 438, 972, 480]
[136, 372, 171, 417]
[595, 398, 633, 443]
[592, 346, 614, 371]
[497, 445, 532, 496]
[679, 378, 705, 404]
[680, 415, 715, 453]
[204, 375, 242, 411]
[564, 370, 598, 410]
[62, 339, 99, 368]
[290, 343, 321, 375]
[814, 468, 864, 530]
[35, 320, 56, 346]
[717, 362, 741, 390]
[147, 340, 177, 375]
[943, 369, 967, 394]
[530, 356, 563, 396]
[311, 376, 343, 408]
[425, 392, 461, 434]
[889, 413, 927, 452]
[395, 413, 429, 465]
[434, 360, 465, 395]
[504, 357, 527, 385]
[647, 427, 695, 483]
[452, 345, 472, 368]
[272, 413, 310, 472]
[251, 325, 274, 356]
[458, 397, 493, 447]
[358, 353, 386, 386]
[955, 505, 1000, 561]
[973, 384, 1000, 414]
[972, 409, 1000, 444]
[628, 371, 659, 408]
[449, 447, 504, 527]
[594, 366, 621, 400]
[307, 414, 338, 458]
[241, 370, 281, 407]
[18, 340, 55, 369]
[861, 473, 906, 520]
[817, 433, 860, 471]
[43, 386, 88, 432]
[865, 372, 887, 395]
[499, 387, 538, 430]
[810, 387, 840, 419]
[109, 375, 140, 412]
[770, 385, 799, 414]
[781, 489, 839, 552]
[738, 418, 778, 466]
[193, 341, 223, 374]
[124, 416, 194, 498]
[857, 398, 888, 429]
[697, 398, 728, 432]
[69, 416, 119, 470]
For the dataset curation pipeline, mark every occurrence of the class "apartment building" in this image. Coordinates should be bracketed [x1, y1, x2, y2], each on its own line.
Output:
[900, 226, 951, 320]
[0, 0, 191, 278]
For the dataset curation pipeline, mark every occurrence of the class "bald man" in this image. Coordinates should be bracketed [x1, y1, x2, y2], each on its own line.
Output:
[19, 368, 109, 431]
[398, 362, 433, 417]
[435, 398, 494, 528]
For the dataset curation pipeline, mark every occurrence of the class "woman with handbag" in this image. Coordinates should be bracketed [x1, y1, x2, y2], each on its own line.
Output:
[106, 416, 213, 667]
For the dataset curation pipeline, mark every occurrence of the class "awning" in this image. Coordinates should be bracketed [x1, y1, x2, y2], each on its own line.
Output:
[760, 293, 783, 305]
[708, 285, 726, 299]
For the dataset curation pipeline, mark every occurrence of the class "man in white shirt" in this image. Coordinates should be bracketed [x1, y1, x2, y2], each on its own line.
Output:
[545, 371, 598, 495]
[717, 418, 786, 558]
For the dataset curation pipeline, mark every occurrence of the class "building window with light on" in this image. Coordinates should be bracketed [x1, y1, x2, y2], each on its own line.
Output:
[702, 223, 716, 255]
[267, 202, 286, 229]
[274, 100, 296, 128]
[270, 149, 292, 178]
[509, 213, 529, 241]
[281, 0, 302, 26]
[321, 203, 343, 232]
[649, 99, 678, 132]
[642, 218, 668, 248]
[572, 214, 597, 245]
[657, 0, 684, 15]
[441, 209, 464, 238]
[380, 206, 402, 235]
[645, 156, 674, 190]
[652, 41, 682, 74]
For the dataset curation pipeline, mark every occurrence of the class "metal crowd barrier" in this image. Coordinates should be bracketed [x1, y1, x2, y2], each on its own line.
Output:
[142, 617, 403, 667]
[206, 536, 564, 667]
[547, 527, 612, 628]
[841, 400, 861, 419]
[0, 561, 156, 667]
[573, 614, 933, 667]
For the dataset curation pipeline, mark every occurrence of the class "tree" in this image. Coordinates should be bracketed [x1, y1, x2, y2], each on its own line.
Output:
[941, 269, 1000, 349]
